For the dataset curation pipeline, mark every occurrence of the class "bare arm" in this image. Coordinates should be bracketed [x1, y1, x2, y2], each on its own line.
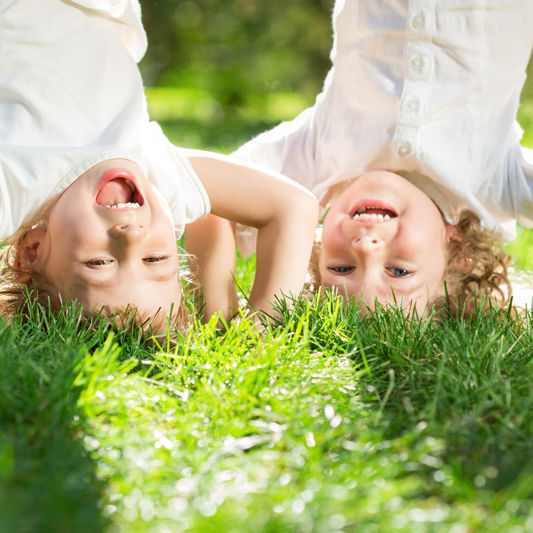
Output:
[184, 214, 239, 322]
[185, 149, 319, 319]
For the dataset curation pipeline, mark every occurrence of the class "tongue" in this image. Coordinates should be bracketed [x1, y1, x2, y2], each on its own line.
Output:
[96, 178, 133, 206]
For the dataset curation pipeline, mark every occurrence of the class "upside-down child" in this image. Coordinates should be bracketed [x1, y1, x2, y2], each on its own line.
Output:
[228, 0, 533, 316]
[0, 0, 318, 330]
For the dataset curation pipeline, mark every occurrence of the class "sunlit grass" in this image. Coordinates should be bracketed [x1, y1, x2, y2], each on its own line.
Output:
[3, 295, 533, 531]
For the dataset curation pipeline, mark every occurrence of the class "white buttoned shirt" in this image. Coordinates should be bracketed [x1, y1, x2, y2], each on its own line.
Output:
[0, 0, 209, 241]
[234, 0, 533, 252]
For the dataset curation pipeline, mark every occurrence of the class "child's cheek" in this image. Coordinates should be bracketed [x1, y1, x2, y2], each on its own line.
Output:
[321, 222, 347, 255]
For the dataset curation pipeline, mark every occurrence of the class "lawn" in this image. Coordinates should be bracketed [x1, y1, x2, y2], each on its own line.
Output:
[2, 90, 533, 532]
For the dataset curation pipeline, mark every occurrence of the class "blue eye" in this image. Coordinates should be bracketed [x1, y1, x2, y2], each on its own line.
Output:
[328, 266, 354, 274]
[389, 267, 410, 277]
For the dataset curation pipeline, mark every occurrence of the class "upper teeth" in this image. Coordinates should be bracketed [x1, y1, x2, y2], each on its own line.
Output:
[352, 212, 390, 221]
[106, 202, 141, 208]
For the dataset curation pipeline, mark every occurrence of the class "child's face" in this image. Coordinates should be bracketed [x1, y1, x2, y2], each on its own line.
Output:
[36, 159, 181, 318]
[319, 171, 452, 313]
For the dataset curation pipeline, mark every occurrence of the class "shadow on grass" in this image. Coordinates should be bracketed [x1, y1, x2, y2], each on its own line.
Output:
[352, 302, 533, 498]
[0, 431, 105, 533]
[0, 319, 106, 533]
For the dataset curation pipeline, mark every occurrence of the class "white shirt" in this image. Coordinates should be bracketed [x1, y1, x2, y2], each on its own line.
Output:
[0, 0, 210, 241]
[234, 0, 533, 247]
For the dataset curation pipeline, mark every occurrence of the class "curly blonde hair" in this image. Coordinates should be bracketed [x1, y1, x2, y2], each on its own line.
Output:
[0, 210, 191, 336]
[306, 210, 512, 318]
[432, 211, 511, 318]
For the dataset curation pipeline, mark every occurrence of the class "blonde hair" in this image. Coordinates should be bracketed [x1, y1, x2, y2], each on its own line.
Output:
[432, 211, 511, 318]
[0, 211, 191, 336]
[306, 211, 512, 318]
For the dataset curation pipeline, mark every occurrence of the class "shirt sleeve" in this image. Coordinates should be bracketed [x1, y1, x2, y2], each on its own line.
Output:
[136, 121, 210, 238]
[158, 137, 211, 237]
[232, 106, 318, 191]
[68, 0, 147, 61]
[166, 144, 211, 226]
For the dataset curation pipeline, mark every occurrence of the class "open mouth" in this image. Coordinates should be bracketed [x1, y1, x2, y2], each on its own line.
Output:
[95, 169, 144, 208]
[350, 200, 397, 222]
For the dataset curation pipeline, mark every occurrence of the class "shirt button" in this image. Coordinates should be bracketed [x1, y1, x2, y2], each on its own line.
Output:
[398, 142, 412, 158]
[410, 55, 424, 74]
[406, 97, 420, 114]
[411, 12, 426, 30]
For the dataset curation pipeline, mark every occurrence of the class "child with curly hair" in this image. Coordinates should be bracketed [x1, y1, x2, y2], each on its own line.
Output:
[227, 0, 533, 316]
[0, 0, 318, 330]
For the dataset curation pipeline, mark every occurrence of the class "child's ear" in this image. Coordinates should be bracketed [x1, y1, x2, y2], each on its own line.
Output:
[445, 224, 470, 273]
[14, 226, 47, 283]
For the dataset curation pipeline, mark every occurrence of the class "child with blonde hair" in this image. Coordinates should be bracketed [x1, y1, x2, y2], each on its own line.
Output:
[227, 0, 533, 316]
[0, 0, 318, 330]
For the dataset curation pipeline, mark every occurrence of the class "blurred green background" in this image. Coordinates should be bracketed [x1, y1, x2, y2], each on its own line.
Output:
[140, 0, 334, 153]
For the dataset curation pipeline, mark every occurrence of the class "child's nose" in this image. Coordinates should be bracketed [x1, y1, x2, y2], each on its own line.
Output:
[351, 235, 384, 253]
[109, 224, 145, 242]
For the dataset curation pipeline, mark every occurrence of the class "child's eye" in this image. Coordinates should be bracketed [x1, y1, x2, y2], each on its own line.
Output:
[388, 267, 410, 277]
[143, 255, 168, 263]
[86, 258, 113, 267]
[328, 266, 354, 274]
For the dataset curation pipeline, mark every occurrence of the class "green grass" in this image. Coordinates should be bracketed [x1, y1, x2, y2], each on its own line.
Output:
[505, 225, 533, 271]
[3, 294, 533, 532]
[3, 90, 533, 532]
